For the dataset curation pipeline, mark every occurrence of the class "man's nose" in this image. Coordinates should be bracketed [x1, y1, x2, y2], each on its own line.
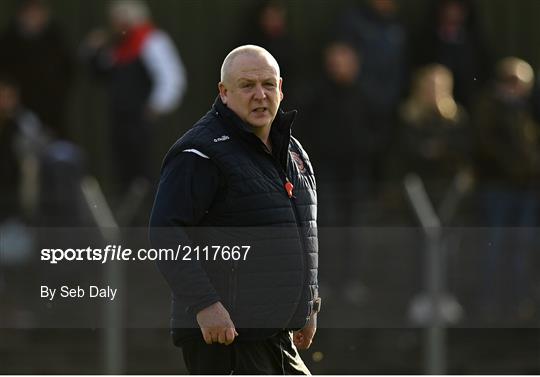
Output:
[253, 84, 266, 100]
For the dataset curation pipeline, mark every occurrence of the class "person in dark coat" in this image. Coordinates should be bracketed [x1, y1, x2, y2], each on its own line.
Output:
[0, 76, 47, 222]
[0, 0, 74, 139]
[296, 41, 372, 302]
[334, 0, 408, 186]
[474, 57, 540, 322]
[150, 45, 319, 374]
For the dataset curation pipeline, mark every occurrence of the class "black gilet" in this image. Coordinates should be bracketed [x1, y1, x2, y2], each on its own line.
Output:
[163, 97, 318, 339]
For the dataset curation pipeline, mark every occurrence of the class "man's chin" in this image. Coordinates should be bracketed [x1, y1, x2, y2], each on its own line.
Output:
[247, 118, 272, 129]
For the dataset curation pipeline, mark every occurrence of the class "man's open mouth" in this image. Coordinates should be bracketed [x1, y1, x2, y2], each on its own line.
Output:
[252, 107, 268, 113]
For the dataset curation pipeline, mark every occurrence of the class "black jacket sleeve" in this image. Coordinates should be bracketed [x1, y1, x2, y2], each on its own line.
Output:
[149, 151, 222, 315]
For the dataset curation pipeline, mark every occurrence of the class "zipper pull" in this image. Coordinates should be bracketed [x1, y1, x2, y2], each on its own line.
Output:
[284, 179, 294, 198]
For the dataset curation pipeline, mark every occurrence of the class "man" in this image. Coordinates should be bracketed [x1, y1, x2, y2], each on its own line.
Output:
[150, 45, 319, 374]
[475, 57, 540, 321]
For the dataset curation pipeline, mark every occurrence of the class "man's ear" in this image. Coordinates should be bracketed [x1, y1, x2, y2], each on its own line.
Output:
[218, 82, 228, 104]
[279, 77, 284, 101]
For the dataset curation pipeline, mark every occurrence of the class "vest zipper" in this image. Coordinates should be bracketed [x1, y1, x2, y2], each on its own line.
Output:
[270, 156, 307, 251]
[280, 167, 309, 325]
[260, 141, 310, 325]
[267, 154, 308, 305]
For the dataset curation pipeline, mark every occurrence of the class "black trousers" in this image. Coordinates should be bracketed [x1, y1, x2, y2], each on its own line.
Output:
[181, 331, 311, 375]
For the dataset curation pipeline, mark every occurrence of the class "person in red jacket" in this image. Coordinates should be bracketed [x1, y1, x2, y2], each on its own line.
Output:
[81, 0, 187, 200]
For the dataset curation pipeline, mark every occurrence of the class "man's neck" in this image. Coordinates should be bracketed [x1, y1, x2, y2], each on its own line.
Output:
[251, 125, 272, 152]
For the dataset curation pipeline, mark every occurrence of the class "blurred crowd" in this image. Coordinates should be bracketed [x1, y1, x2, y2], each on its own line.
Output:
[1, 0, 540, 326]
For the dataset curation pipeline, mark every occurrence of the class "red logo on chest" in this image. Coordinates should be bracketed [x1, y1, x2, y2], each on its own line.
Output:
[290, 151, 306, 174]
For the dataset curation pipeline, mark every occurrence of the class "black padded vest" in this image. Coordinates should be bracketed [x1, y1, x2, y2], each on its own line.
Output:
[164, 98, 318, 337]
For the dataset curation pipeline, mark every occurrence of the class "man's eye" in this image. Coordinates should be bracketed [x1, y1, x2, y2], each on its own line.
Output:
[241, 83, 254, 88]
[264, 83, 276, 88]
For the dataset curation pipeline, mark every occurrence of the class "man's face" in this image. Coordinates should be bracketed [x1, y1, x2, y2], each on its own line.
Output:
[324, 43, 360, 86]
[219, 54, 283, 130]
[109, 10, 130, 36]
[18, 2, 50, 36]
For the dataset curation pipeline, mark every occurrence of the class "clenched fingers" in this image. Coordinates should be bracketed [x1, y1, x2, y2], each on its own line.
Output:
[201, 327, 238, 345]
[202, 328, 213, 345]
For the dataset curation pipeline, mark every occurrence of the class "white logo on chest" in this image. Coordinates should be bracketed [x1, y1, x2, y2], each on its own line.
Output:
[213, 135, 230, 143]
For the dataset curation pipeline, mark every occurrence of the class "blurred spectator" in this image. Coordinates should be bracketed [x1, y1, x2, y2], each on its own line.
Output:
[298, 41, 369, 223]
[414, 0, 492, 110]
[334, 0, 408, 186]
[80, 0, 187, 197]
[296, 41, 370, 302]
[0, 76, 48, 222]
[0, 0, 74, 139]
[393, 64, 472, 204]
[236, 0, 299, 107]
[474, 57, 540, 322]
[386, 64, 473, 309]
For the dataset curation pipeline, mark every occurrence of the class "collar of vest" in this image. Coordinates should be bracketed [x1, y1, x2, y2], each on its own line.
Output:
[212, 96, 297, 168]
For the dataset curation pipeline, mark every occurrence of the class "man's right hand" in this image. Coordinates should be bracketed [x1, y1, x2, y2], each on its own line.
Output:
[196, 302, 238, 345]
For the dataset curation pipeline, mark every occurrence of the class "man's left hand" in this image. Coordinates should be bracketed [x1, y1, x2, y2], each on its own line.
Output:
[293, 313, 317, 350]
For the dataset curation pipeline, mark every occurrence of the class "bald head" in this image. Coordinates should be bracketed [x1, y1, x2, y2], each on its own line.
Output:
[217, 45, 284, 139]
[109, 0, 150, 29]
[220, 45, 281, 84]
